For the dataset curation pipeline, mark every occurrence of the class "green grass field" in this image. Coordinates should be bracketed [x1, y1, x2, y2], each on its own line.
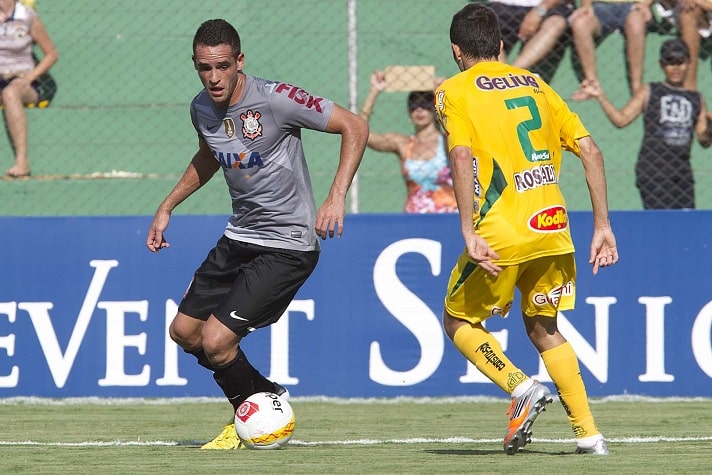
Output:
[1, 397, 710, 474]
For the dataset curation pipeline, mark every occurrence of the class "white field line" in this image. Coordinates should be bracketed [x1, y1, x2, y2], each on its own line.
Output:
[2, 395, 711, 406]
[1, 397, 710, 447]
[1, 436, 711, 448]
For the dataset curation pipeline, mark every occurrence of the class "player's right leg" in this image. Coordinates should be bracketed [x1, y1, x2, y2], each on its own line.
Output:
[445, 314, 553, 454]
[443, 254, 555, 454]
[197, 239, 318, 449]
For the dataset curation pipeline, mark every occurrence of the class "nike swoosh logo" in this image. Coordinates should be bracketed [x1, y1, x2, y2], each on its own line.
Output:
[229, 311, 249, 321]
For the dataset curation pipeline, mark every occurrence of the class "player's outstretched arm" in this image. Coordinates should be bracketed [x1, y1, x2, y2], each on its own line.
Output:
[146, 140, 219, 252]
[577, 135, 619, 274]
[316, 105, 368, 239]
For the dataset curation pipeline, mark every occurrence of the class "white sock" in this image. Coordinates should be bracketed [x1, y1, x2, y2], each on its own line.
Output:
[510, 378, 534, 398]
[576, 433, 604, 448]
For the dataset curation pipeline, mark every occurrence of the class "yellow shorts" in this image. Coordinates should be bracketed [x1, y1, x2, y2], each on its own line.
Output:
[444, 252, 576, 324]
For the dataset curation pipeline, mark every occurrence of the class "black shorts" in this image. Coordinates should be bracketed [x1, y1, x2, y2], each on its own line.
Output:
[0, 77, 40, 98]
[178, 235, 320, 336]
[489, 1, 575, 54]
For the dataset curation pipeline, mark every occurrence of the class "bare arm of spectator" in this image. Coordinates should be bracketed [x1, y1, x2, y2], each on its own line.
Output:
[358, 70, 409, 154]
[696, 99, 712, 148]
[582, 80, 648, 128]
[27, 16, 58, 83]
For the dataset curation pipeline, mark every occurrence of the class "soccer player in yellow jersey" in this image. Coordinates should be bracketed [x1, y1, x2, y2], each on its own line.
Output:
[436, 3, 619, 455]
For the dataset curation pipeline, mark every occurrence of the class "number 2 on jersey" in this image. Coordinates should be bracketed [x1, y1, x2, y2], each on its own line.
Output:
[504, 96, 550, 162]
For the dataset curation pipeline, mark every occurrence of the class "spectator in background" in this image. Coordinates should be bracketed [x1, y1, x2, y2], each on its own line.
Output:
[0, 0, 57, 178]
[678, 0, 712, 90]
[582, 38, 712, 208]
[510, 0, 577, 78]
[569, 0, 651, 100]
[481, 0, 576, 82]
[359, 70, 457, 213]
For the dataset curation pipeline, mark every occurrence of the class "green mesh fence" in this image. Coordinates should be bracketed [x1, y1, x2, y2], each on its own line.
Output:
[0, 0, 709, 215]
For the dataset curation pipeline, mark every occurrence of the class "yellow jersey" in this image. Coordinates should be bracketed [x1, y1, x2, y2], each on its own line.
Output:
[435, 61, 590, 265]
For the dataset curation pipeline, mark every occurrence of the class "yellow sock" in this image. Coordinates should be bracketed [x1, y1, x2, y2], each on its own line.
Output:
[541, 342, 600, 439]
[452, 324, 527, 394]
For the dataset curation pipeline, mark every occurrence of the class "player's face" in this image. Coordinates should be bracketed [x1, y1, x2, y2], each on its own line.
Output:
[660, 59, 688, 87]
[193, 44, 245, 106]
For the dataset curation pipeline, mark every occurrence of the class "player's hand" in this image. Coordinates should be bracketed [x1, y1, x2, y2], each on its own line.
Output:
[465, 233, 501, 277]
[146, 209, 171, 252]
[315, 199, 346, 240]
[589, 227, 618, 275]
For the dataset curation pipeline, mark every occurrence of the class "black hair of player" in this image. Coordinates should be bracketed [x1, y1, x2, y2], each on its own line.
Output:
[193, 19, 241, 58]
[450, 4, 501, 61]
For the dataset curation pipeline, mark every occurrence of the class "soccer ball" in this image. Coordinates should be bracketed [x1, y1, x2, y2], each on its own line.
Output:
[234, 392, 295, 449]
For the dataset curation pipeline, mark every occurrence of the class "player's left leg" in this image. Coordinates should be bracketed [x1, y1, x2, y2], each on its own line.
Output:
[525, 316, 608, 454]
[520, 254, 608, 455]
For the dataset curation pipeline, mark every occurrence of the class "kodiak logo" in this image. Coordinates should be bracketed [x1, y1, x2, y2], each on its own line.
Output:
[528, 206, 567, 232]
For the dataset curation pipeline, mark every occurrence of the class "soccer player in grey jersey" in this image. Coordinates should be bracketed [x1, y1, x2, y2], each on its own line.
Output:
[146, 19, 368, 449]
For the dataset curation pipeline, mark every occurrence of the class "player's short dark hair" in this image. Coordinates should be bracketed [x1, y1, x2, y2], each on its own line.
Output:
[193, 19, 241, 57]
[450, 4, 501, 61]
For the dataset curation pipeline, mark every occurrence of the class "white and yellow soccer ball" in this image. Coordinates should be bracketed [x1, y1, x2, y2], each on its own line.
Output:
[234, 392, 295, 449]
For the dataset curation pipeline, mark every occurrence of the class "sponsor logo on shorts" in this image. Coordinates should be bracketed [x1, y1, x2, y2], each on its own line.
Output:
[528, 206, 568, 232]
[490, 301, 513, 317]
[532, 281, 573, 306]
[229, 311, 249, 321]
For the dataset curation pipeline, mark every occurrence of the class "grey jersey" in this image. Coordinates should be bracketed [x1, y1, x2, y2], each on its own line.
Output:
[190, 75, 335, 251]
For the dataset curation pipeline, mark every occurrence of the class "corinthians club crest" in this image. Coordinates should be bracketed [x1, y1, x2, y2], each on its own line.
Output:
[223, 118, 236, 138]
[240, 109, 263, 140]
